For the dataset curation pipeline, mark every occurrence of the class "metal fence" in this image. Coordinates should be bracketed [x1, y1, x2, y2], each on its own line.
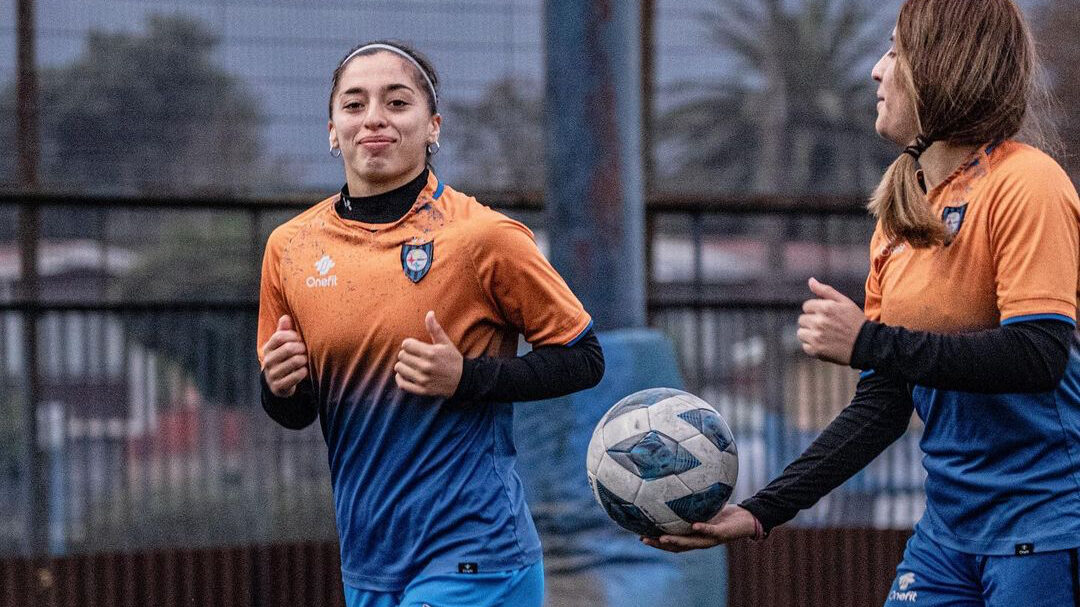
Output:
[0, 193, 926, 559]
[646, 199, 925, 529]
[0, 304, 336, 557]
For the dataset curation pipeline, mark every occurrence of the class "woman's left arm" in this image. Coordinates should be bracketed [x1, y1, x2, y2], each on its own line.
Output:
[797, 277, 1074, 393]
[396, 211, 604, 401]
[851, 317, 1073, 393]
[452, 329, 604, 403]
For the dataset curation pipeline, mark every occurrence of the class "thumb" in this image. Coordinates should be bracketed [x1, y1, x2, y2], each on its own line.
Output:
[277, 315, 293, 332]
[808, 277, 845, 302]
[425, 311, 452, 345]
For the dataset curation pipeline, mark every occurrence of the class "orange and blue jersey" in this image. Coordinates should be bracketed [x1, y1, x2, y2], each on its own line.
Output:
[864, 141, 1080, 555]
[257, 173, 592, 590]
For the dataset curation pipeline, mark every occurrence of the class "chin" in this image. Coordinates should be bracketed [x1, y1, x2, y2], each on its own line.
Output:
[875, 125, 907, 148]
[356, 160, 394, 179]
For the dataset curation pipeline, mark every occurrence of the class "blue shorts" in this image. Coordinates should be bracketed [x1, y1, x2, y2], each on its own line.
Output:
[344, 560, 544, 607]
[885, 529, 1080, 606]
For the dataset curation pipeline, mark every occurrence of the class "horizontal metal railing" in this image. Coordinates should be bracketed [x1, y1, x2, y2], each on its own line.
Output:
[0, 192, 928, 562]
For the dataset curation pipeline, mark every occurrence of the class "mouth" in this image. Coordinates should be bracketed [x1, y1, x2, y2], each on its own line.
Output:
[359, 136, 395, 152]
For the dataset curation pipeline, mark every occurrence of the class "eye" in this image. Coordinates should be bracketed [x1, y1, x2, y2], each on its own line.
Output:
[389, 99, 409, 108]
[343, 100, 363, 111]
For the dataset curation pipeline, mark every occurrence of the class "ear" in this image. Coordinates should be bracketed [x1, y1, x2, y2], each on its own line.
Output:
[428, 113, 442, 146]
[328, 120, 338, 150]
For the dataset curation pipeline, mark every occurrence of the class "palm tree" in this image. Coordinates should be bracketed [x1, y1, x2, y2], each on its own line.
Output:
[656, 0, 896, 196]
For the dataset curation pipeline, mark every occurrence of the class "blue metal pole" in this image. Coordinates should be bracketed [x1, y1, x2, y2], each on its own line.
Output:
[545, 0, 645, 331]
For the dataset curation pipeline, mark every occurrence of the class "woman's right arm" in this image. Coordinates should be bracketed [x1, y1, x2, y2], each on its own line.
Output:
[260, 372, 318, 430]
[644, 372, 913, 551]
[260, 314, 316, 430]
[257, 231, 318, 431]
[739, 372, 913, 532]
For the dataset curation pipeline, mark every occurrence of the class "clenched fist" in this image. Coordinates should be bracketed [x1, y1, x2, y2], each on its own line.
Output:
[797, 277, 866, 366]
[395, 311, 463, 397]
[261, 315, 309, 397]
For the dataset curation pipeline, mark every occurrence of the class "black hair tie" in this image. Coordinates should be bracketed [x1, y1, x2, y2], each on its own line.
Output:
[902, 134, 933, 160]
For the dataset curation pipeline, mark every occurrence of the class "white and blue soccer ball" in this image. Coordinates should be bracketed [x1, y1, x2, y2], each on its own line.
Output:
[586, 387, 739, 537]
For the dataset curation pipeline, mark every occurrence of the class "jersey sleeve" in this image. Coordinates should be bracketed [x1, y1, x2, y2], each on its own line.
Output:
[863, 224, 887, 323]
[256, 228, 295, 367]
[469, 214, 592, 347]
[988, 157, 1080, 325]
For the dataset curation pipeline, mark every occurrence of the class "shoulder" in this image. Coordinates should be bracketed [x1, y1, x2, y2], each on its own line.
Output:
[987, 141, 1073, 193]
[869, 221, 887, 255]
[265, 195, 337, 253]
[984, 141, 1079, 213]
[436, 185, 537, 246]
[868, 220, 904, 263]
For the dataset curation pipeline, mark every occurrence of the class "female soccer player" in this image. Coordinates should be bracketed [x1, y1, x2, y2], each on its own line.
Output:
[257, 40, 603, 607]
[644, 1, 1080, 604]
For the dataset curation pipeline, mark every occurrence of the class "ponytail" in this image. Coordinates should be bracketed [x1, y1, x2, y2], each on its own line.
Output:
[868, 138, 945, 248]
[874, 0, 1036, 248]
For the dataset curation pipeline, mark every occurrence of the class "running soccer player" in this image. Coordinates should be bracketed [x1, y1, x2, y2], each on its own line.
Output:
[257, 40, 603, 607]
[644, 1, 1080, 605]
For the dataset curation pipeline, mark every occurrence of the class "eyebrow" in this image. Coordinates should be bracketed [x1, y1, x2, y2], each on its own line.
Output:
[339, 83, 417, 97]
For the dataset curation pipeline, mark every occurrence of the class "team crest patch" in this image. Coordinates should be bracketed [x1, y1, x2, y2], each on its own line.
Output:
[941, 204, 967, 243]
[401, 241, 433, 283]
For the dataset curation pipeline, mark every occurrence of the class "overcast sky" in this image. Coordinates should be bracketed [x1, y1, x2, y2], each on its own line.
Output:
[3, 0, 1044, 192]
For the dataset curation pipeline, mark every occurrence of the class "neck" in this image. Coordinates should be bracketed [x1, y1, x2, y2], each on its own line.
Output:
[346, 166, 427, 198]
[918, 141, 982, 191]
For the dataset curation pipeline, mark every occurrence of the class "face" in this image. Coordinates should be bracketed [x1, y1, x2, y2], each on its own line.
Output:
[871, 30, 919, 146]
[328, 52, 440, 191]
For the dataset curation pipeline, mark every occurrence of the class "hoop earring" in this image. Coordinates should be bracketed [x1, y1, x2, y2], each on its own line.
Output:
[427, 141, 440, 156]
[330, 147, 341, 158]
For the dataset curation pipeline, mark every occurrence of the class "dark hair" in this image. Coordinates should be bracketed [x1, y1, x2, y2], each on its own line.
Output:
[327, 39, 439, 119]
[869, 0, 1035, 247]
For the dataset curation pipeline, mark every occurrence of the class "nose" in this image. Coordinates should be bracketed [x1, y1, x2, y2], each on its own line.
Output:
[362, 103, 388, 129]
[871, 55, 885, 83]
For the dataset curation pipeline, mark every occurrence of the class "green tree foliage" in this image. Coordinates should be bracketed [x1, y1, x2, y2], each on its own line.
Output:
[114, 211, 261, 403]
[0, 16, 290, 404]
[446, 77, 544, 192]
[118, 212, 256, 302]
[656, 0, 896, 195]
[1, 14, 283, 195]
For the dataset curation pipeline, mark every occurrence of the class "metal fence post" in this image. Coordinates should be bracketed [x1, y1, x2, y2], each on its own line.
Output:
[16, 0, 48, 561]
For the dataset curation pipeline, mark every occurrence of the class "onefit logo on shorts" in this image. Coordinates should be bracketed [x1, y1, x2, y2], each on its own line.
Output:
[888, 572, 917, 603]
[307, 255, 337, 288]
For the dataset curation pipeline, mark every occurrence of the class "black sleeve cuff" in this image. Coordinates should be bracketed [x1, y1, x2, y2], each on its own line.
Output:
[449, 329, 604, 404]
[260, 372, 318, 430]
[850, 320, 881, 371]
[452, 357, 485, 402]
[845, 318, 1071, 392]
[735, 372, 913, 533]
[738, 498, 786, 536]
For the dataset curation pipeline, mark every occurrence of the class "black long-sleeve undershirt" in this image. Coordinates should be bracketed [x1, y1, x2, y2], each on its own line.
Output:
[336, 168, 428, 223]
[262, 172, 604, 430]
[739, 372, 914, 533]
[260, 373, 318, 430]
[261, 330, 604, 430]
[452, 330, 605, 403]
[741, 319, 1075, 532]
[851, 318, 1074, 393]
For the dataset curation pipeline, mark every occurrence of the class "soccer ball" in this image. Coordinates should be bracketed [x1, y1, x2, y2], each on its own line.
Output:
[586, 387, 738, 537]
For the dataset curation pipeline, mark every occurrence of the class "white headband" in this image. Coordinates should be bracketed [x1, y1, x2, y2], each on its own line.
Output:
[340, 43, 438, 107]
